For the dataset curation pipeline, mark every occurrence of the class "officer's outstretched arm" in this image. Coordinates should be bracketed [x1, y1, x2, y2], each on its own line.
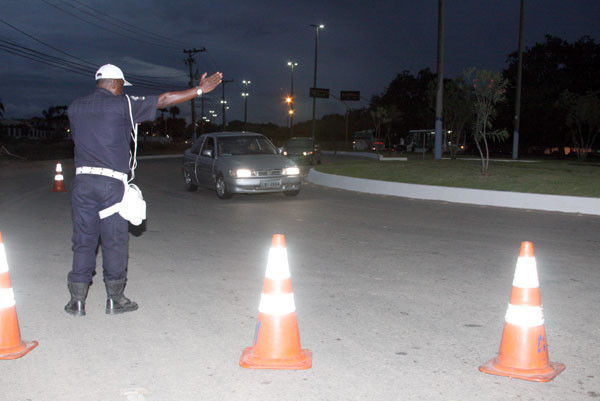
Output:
[157, 71, 223, 108]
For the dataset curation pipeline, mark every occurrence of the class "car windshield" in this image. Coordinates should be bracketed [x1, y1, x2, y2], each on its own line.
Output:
[287, 138, 313, 147]
[217, 136, 277, 156]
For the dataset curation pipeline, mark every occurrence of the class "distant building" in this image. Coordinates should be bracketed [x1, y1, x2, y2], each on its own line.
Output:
[0, 118, 69, 141]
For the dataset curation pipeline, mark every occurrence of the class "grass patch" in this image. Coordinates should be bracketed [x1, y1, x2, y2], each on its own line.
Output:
[316, 155, 600, 198]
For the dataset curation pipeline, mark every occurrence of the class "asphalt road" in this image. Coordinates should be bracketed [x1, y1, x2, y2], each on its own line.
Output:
[0, 156, 599, 401]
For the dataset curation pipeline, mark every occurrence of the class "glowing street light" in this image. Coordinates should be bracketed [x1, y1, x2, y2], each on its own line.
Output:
[242, 80, 251, 126]
[287, 61, 298, 137]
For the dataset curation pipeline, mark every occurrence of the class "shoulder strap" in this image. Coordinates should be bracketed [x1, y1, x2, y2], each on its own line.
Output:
[125, 94, 138, 183]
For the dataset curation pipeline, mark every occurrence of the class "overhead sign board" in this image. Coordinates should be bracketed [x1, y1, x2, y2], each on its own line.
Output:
[340, 91, 360, 101]
[309, 87, 330, 98]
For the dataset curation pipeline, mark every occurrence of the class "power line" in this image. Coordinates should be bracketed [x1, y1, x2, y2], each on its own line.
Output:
[40, 0, 182, 50]
[0, 20, 189, 82]
[0, 17, 95, 67]
[0, 38, 185, 91]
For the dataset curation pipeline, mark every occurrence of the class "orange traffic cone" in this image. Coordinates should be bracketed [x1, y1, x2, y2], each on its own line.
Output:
[240, 234, 312, 369]
[52, 162, 66, 192]
[0, 232, 38, 359]
[479, 241, 565, 382]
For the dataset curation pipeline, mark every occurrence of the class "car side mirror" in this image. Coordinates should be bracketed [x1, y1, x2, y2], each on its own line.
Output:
[202, 149, 213, 158]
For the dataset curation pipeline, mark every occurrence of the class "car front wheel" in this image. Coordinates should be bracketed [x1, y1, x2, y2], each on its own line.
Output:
[183, 167, 197, 191]
[215, 174, 232, 199]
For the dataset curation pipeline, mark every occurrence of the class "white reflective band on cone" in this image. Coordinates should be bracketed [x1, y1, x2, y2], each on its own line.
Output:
[0, 288, 16, 308]
[55, 174, 64, 180]
[56, 164, 63, 172]
[505, 303, 544, 327]
[512, 256, 540, 288]
[265, 247, 291, 280]
[0, 244, 8, 273]
[258, 293, 296, 315]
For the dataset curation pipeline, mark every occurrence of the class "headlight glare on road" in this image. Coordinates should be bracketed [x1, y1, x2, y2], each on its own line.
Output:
[284, 167, 300, 176]
[236, 169, 252, 178]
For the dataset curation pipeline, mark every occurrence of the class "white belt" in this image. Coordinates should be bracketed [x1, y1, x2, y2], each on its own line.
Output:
[76, 166, 128, 219]
[76, 166, 128, 182]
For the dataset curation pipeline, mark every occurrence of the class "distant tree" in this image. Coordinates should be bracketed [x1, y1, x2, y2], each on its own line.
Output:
[370, 105, 401, 153]
[558, 91, 600, 160]
[503, 35, 600, 153]
[464, 68, 509, 172]
[168, 106, 180, 119]
[372, 68, 436, 135]
[42, 105, 69, 138]
[440, 78, 473, 148]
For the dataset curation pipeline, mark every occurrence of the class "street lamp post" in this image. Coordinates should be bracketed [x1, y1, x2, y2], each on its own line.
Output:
[310, 24, 324, 142]
[287, 61, 297, 137]
[242, 80, 251, 129]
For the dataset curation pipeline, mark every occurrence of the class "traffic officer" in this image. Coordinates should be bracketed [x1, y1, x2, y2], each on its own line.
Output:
[65, 64, 222, 316]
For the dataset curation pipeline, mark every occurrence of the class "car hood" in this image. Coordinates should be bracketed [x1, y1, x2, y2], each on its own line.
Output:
[217, 154, 297, 170]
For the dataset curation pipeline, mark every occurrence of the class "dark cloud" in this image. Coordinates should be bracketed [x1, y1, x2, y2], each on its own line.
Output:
[1, 0, 599, 126]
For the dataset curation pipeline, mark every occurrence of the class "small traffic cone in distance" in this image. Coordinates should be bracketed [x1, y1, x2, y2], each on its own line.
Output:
[0, 232, 38, 359]
[52, 162, 66, 192]
[239, 234, 312, 369]
[479, 241, 565, 382]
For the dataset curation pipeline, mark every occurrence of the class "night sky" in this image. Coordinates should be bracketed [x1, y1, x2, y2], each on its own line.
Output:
[1, 0, 599, 127]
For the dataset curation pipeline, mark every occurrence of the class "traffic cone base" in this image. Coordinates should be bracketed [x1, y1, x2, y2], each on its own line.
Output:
[479, 358, 565, 382]
[0, 340, 38, 360]
[240, 347, 312, 370]
[240, 312, 312, 369]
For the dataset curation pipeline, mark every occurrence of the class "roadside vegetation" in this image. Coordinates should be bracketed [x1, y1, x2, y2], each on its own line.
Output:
[316, 155, 600, 198]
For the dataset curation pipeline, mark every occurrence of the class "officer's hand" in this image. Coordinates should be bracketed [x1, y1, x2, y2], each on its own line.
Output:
[198, 72, 223, 94]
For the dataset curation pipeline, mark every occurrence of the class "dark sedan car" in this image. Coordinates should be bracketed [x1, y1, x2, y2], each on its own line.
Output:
[282, 137, 322, 165]
[182, 132, 301, 199]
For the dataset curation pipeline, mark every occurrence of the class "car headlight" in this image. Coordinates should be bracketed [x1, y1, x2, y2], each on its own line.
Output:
[230, 169, 252, 178]
[284, 167, 300, 176]
[283, 151, 288, 156]
[302, 151, 308, 156]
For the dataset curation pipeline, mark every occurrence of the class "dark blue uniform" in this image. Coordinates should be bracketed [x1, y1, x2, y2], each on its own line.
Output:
[67, 88, 158, 283]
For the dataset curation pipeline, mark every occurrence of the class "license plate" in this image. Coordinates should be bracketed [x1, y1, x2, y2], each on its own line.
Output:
[260, 179, 282, 188]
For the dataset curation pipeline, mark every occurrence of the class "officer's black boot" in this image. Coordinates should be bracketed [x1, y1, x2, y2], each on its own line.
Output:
[64, 281, 89, 316]
[105, 279, 138, 315]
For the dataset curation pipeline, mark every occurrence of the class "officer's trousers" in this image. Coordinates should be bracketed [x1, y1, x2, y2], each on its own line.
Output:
[69, 174, 128, 283]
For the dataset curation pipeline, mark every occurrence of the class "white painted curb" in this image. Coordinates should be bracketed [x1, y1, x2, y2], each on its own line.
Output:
[307, 169, 600, 216]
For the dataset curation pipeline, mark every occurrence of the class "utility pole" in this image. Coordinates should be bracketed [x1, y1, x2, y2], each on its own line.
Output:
[184, 48, 206, 143]
[512, 0, 525, 160]
[434, 0, 444, 160]
[310, 24, 324, 142]
[288, 61, 297, 137]
[221, 79, 234, 131]
[242, 80, 251, 130]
